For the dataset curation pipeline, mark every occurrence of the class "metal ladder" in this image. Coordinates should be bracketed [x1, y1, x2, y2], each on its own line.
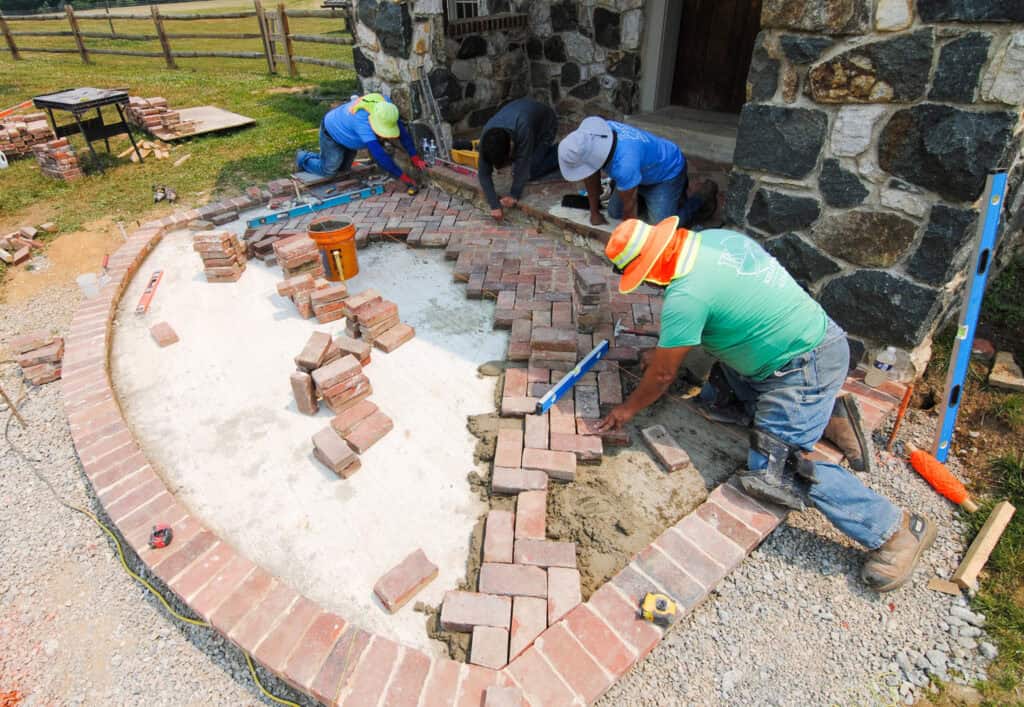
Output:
[415, 66, 450, 160]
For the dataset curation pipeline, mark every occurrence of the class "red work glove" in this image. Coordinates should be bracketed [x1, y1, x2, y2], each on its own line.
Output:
[400, 173, 416, 185]
[411, 155, 427, 170]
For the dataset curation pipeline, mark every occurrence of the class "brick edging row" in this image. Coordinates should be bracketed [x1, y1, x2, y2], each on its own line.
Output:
[60, 192, 787, 706]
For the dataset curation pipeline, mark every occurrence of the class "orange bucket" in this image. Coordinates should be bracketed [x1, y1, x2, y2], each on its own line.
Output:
[308, 218, 358, 281]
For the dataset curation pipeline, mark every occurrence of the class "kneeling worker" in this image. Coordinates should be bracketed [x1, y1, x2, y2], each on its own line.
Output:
[296, 93, 425, 189]
[559, 117, 717, 228]
[596, 217, 935, 592]
[477, 97, 560, 222]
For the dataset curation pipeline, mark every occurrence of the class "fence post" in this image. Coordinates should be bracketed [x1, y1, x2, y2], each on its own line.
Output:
[151, 5, 177, 69]
[254, 0, 276, 74]
[0, 13, 20, 60]
[104, 0, 116, 36]
[64, 4, 91, 64]
[276, 4, 297, 78]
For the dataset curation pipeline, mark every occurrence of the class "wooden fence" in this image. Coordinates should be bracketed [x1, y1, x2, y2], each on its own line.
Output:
[0, 3, 354, 76]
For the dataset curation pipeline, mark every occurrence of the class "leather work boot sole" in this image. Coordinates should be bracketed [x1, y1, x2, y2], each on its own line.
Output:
[862, 512, 936, 592]
[737, 469, 806, 511]
[824, 394, 874, 473]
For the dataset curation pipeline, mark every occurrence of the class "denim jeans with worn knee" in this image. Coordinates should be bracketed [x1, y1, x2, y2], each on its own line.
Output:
[705, 320, 902, 549]
[607, 165, 705, 226]
[296, 126, 356, 177]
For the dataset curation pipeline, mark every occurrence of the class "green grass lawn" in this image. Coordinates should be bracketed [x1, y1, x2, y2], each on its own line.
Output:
[0, 0, 356, 241]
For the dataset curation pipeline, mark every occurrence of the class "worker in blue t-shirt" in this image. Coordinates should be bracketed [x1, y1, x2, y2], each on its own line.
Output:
[558, 116, 718, 228]
[296, 93, 425, 189]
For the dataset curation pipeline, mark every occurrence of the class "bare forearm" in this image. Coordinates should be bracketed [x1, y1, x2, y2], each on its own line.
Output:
[585, 174, 602, 216]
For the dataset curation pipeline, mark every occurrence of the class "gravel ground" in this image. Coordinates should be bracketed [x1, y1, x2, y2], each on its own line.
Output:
[0, 277, 997, 706]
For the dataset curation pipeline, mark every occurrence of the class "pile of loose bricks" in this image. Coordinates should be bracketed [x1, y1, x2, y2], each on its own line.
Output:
[31, 138, 82, 181]
[0, 112, 54, 157]
[192, 231, 247, 282]
[126, 96, 197, 137]
[0, 224, 52, 267]
[8, 330, 64, 385]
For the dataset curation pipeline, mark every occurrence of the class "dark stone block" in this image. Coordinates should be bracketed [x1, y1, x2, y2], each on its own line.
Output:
[879, 105, 1016, 202]
[780, 35, 833, 64]
[819, 159, 868, 208]
[918, 0, 1024, 22]
[613, 80, 637, 114]
[464, 81, 476, 99]
[550, 79, 561, 104]
[551, 1, 578, 32]
[544, 35, 567, 63]
[491, 0, 510, 12]
[761, 0, 871, 35]
[357, 0, 412, 59]
[724, 172, 754, 227]
[748, 35, 780, 102]
[457, 35, 488, 60]
[594, 7, 620, 48]
[527, 36, 543, 59]
[747, 189, 821, 235]
[468, 106, 500, 128]
[764, 232, 842, 287]
[569, 77, 601, 100]
[820, 271, 941, 349]
[929, 33, 991, 103]
[352, 46, 375, 78]
[847, 337, 866, 369]
[814, 210, 918, 267]
[906, 205, 977, 285]
[561, 62, 581, 87]
[530, 62, 550, 89]
[734, 104, 828, 179]
[808, 30, 933, 103]
[429, 68, 461, 121]
[609, 52, 641, 79]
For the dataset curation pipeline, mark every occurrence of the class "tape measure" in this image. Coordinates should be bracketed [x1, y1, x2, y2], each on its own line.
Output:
[639, 592, 677, 627]
[148, 524, 173, 549]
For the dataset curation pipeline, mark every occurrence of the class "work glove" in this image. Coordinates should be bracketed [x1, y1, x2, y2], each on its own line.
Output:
[411, 155, 427, 170]
[400, 173, 416, 186]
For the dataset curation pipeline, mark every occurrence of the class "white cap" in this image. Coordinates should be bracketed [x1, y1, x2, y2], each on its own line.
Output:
[558, 116, 614, 182]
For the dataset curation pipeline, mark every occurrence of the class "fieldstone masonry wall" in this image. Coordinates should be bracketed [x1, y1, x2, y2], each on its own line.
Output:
[727, 0, 1024, 364]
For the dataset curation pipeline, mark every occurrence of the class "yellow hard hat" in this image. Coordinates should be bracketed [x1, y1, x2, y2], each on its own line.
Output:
[368, 101, 400, 139]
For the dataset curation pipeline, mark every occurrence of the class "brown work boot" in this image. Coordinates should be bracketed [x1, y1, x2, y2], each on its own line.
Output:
[862, 512, 936, 592]
[824, 394, 873, 473]
[693, 180, 719, 224]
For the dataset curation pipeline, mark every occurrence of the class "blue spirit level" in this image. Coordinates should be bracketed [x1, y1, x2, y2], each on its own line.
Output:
[534, 339, 610, 415]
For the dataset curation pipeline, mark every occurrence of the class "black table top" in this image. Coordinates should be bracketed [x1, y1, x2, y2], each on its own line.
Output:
[33, 87, 129, 112]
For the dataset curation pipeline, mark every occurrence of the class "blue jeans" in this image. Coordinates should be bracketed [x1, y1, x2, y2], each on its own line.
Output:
[296, 126, 356, 177]
[702, 320, 902, 549]
[607, 166, 705, 226]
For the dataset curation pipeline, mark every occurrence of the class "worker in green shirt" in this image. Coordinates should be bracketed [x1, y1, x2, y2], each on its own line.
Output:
[597, 217, 935, 592]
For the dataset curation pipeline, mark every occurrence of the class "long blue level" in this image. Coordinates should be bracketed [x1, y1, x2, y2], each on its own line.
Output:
[534, 339, 610, 415]
[246, 184, 385, 228]
[932, 171, 1008, 462]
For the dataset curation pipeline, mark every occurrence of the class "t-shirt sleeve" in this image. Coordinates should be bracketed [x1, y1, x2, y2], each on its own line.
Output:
[610, 148, 642, 191]
[658, 292, 709, 348]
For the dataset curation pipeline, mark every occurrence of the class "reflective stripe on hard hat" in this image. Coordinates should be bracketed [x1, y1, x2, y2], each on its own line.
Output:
[610, 221, 651, 269]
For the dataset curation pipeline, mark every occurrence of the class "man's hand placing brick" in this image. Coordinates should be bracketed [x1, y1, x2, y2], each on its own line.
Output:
[500, 196, 518, 209]
[411, 155, 427, 170]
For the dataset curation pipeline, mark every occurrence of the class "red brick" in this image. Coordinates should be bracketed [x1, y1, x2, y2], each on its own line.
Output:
[548, 396, 576, 435]
[440, 591, 511, 632]
[527, 366, 550, 383]
[484, 685, 524, 707]
[587, 583, 663, 659]
[8, 330, 58, 354]
[334, 334, 371, 362]
[330, 400, 378, 436]
[337, 635, 400, 705]
[654, 527, 729, 590]
[105, 475, 164, 522]
[491, 467, 548, 495]
[381, 646, 432, 707]
[471, 625, 509, 669]
[632, 545, 705, 610]
[190, 554, 257, 620]
[229, 580, 298, 652]
[290, 371, 318, 415]
[456, 665, 502, 707]
[374, 548, 439, 612]
[523, 413, 548, 450]
[420, 659, 462, 707]
[510, 596, 546, 660]
[547, 566, 582, 625]
[696, 500, 762, 552]
[575, 417, 630, 446]
[563, 603, 635, 677]
[310, 627, 372, 705]
[169, 541, 233, 601]
[574, 385, 600, 419]
[311, 354, 361, 390]
[494, 428, 524, 469]
[521, 448, 576, 481]
[597, 370, 623, 406]
[674, 513, 746, 569]
[284, 611, 348, 691]
[16, 340, 64, 365]
[515, 490, 546, 540]
[641, 424, 693, 472]
[344, 410, 393, 453]
[311, 282, 348, 305]
[375, 323, 415, 352]
[714, 480, 787, 528]
[504, 367, 528, 398]
[209, 567, 275, 635]
[484, 510, 514, 564]
[549, 432, 603, 463]
[355, 298, 398, 325]
[253, 595, 320, 674]
[506, 646, 577, 707]
[313, 426, 360, 477]
[531, 327, 577, 352]
[152, 529, 217, 584]
[344, 288, 382, 315]
[479, 563, 547, 598]
[514, 539, 576, 568]
[536, 622, 611, 703]
[501, 396, 537, 417]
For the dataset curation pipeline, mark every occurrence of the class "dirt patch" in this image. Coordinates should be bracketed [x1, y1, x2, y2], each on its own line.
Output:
[467, 412, 498, 466]
[259, 85, 317, 95]
[2, 218, 124, 305]
[0, 201, 54, 237]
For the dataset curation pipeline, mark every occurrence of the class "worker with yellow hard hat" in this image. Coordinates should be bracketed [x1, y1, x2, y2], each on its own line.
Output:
[297, 93, 426, 188]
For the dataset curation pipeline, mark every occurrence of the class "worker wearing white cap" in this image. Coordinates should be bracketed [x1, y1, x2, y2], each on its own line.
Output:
[558, 116, 717, 228]
[297, 93, 425, 188]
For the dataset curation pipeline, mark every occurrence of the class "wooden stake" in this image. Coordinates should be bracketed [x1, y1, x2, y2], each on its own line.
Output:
[64, 4, 90, 64]
[886, 384, 914, 452]
[253, 0, 276, 74]
[0, 13, 20, 60]
[151, 5, 176, 69]
[952, 500, 1016, 590]
[0, 385, 26, 428]
[277, 4, 297, 78]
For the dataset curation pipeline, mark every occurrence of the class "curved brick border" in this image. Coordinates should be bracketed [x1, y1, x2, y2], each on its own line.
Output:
[62, 198, 794, 706]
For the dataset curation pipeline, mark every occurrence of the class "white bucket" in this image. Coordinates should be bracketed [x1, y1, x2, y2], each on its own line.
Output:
[0, 151, 8, 169]
[76, 272, 100, 299]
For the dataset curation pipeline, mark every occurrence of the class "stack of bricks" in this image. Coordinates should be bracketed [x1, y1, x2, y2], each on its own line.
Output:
[193, 231, 246, 282]
[8, 331, 63, 385]
[273, 235, 324, 281]
[440, 485, 582, 670]
[573, 266, 612, 334]
[310, 282, 348, 324]
[31, 138, 82, 181]
[276, 272, 317, 319]
[344, 289, 416, 353]
[0, 112, 54, 157]
[243, 221, 304, 265]
[0, 226, 46, 266]
[126, 96, 197, 137]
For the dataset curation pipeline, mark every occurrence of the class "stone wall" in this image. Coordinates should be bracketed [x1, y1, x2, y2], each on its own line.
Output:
[726, 0, 1023, 366]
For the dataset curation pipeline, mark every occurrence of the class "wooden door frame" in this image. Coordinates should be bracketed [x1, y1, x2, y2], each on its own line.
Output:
[639, 0, 685, 113]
